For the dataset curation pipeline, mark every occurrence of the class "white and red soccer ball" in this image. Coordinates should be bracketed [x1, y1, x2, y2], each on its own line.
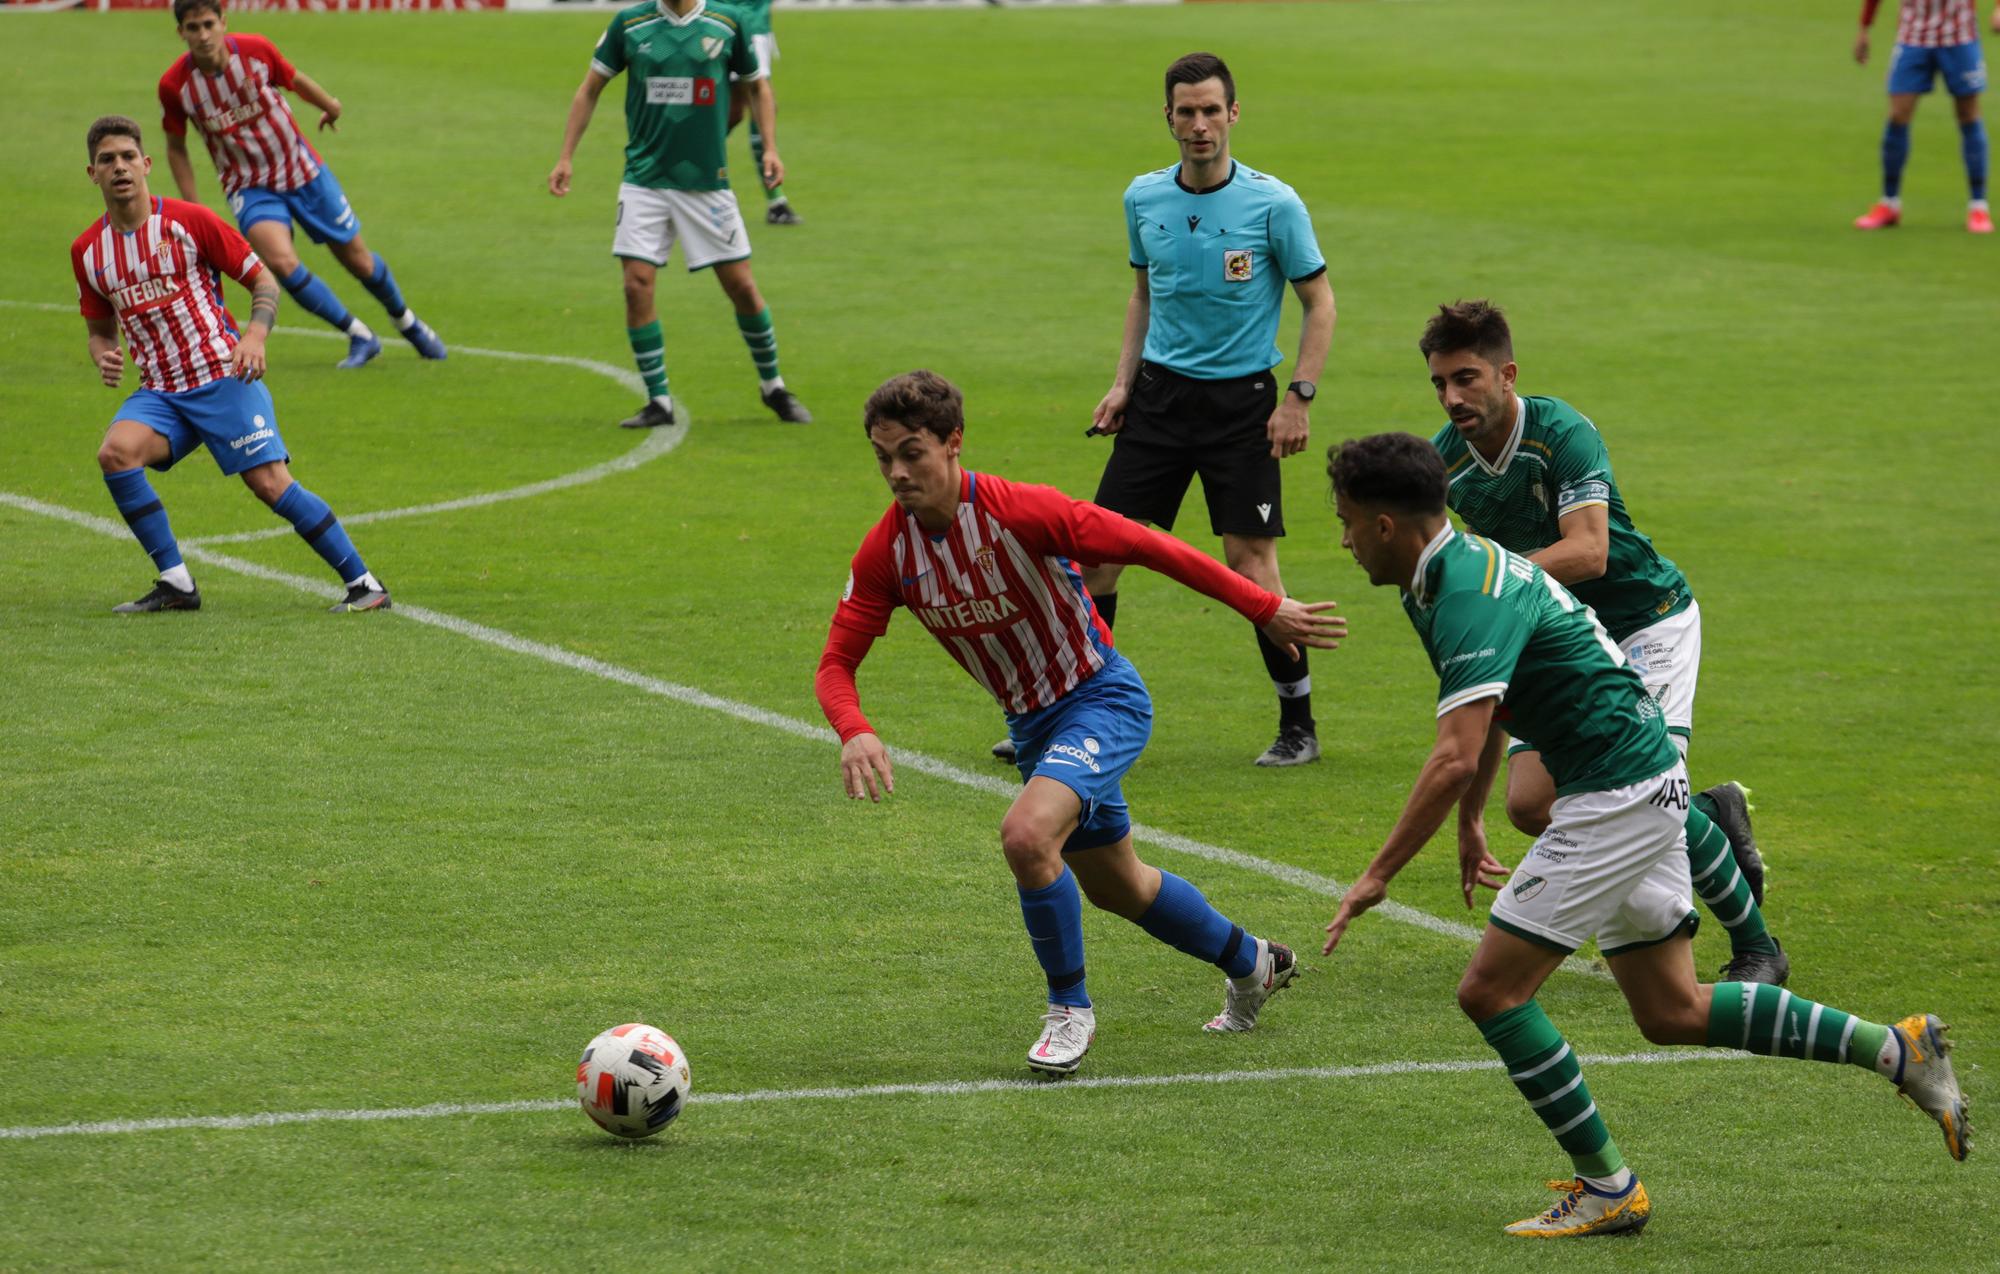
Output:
[577, 1023, 691, 1139]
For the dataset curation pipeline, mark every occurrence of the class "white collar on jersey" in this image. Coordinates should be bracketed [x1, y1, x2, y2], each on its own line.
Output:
[653, 0, 707, 24]
[1466, 393, 1526, 478]
[1407, 521, 1459, 607]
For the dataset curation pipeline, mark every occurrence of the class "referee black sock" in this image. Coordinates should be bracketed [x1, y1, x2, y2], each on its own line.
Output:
[1255, 628, 1314, 732]
[1093, 591, 1118, 630]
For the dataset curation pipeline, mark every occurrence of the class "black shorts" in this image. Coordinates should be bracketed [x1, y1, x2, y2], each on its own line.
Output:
[1092, 361, 1283, 537]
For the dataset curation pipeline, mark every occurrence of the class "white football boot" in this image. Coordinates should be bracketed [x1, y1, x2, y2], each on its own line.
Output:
[1026, 1004, 1096, 1077]
[1889, 1013, 1971, 1161]
[1203, 938, 1299, 1033]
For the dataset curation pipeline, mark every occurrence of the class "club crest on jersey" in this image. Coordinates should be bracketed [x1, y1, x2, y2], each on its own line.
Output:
[1223, 250, 1253, 282]
[972, 544, 1006, 591]
[702, 35, 726, 58]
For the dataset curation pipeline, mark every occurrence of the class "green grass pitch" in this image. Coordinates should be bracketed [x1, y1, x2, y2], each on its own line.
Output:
[2, 0, 1996, 1268]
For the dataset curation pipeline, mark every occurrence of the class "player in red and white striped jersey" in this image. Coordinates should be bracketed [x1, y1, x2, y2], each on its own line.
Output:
[160, 0, 446, 366]
[1853, 0, 1991, 232]
[816, 371, 1345, 1074]
[75, 115, 389, 616]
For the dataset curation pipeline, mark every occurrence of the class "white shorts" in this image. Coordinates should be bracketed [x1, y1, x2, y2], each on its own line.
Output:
[731, 32, 777, 81]
[1510, 599, 1702, 758]
[1488, 760, 1698, 956]
[612, 184, 751, 271]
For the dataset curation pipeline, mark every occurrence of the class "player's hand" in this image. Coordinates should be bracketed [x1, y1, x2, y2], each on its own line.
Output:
[1259, 598, 1345, 660]
[1324, 872, 1388, 955]
[317, 100, 341, 132]
[1090, 385, 1130, 435]
[95, 345, 124, 389]
[548, 159, 574, 197]
[840, 731, 895, 803]
[231, 333, 267, 382]
[761, 148, 784, 190]
[1266, 396, 1310, 459]
[1458, 825, 1509, 908]
[1854, 32, 1870, 64]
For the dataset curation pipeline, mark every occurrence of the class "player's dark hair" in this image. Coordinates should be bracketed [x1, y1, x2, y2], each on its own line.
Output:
[864, 370, 964, 441]
[1327, 433, 1448, 516]
[1165, 52, 1235, 108]
[1418, 299, 1514, 367]
[172, 0, 223, 26]
[86, 116, 145, 161]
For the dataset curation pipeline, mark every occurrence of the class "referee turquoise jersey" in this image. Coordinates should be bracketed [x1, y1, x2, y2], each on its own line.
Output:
[1125, 161, 1326, 381]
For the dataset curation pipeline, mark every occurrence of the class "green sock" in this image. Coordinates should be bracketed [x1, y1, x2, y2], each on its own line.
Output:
[626, 321, 669, 401]
[1707, 981, 1891, 1071]
[1685, 804, 1776, 956]
[1478, 1001, 1627, 1180]
[736, 307, 779, 383]
[750, 122, 784, 203]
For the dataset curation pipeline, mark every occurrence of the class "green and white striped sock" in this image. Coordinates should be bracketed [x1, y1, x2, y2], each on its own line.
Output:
[1479, 1001, 1628, 1186]
[737, 306, 780, 386]
[1685, 805, 1776, 956]
[627, 320, 670, 403]
[1708, 981, 1891, 1072]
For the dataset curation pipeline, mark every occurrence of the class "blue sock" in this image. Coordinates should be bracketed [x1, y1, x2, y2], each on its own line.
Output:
[1018, 867, 1089, 1008]
[1136, 871, 1257, 977]
[103, 466, 183, 572]
[362, 254, 409, 322]
[271, 482, 366, 584]
[1883, 120, 1912, 199]
[280, 264, 356, 332]
[1961, 118, 1989, 202]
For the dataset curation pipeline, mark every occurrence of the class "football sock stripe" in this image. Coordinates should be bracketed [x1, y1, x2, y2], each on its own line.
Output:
[272, 482, 367, 585]
[1479, 1001, 1626, 1180]
[1019, 867, 1089, 1008]
[1134, 870, 1258, 977]
[736, 307, 780, 380]
[627, 321, 670, 400]
[104, 466, 183, 572]
[280, 264, 356, 332]
[1707, 982, 1891, 1069]
[1684, 804, 1774, 956]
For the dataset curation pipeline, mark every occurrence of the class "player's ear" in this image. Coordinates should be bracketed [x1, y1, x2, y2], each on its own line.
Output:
[1500, 361, 1518, 391]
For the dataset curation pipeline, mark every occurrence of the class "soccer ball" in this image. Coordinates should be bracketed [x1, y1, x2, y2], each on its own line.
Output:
[576, 1022, 691, 1139]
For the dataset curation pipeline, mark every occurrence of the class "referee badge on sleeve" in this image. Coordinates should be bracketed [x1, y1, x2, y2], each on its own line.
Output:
[1223, 250, 1254, 282]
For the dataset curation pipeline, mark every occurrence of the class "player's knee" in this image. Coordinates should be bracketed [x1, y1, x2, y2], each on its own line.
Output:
[1455, 969, 1519, 1023]
[621, 274, 654, 309]
[96, 438, 137, 473]
[1506, 795, 1551, 837]
[998, 814, 1061, 883]
[241, 463, 289, 505]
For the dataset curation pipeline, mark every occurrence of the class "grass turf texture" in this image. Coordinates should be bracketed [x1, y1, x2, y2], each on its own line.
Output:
[1, 0, 1995, 1267]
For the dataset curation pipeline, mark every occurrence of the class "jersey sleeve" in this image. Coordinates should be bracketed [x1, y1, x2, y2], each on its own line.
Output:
[591, 15, 626, 78]
[1271, 186, 1327, 283]
[1548, 416, 1614, 518]
[236, 34, 298, 89]
[1427, 591, 1529, 717]
[72, 238, 112, 321]
[176, 202, 264, 286]
[158, 69, 189, 138]
[1125, 184, 1148, 269]
[827, 520, 902, 638]
[729, 19, 762, 80]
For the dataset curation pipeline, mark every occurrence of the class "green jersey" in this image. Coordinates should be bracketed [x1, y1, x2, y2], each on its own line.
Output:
[728, 0, 772, 36]
[1433, 395, 1690, 643]
[1404, 525, 1680, 796]
[591, 0, 760, 193]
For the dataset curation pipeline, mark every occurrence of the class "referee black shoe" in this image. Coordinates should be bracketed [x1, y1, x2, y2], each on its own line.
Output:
[113, 578, 200, 613]
[762, 386, 813, 424]
[618, 400, 676, 430]
[765, 199, 803, 225]
[1254, 724, 1320, 768]
[992, 737, 1017, 764]
[1700, 780, 1765, 906]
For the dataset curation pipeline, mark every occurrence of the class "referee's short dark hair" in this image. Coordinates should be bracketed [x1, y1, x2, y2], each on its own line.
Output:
[86, 115, 144, 161]
[1165, 52, 1235, 107]
[864, 370, 964, 441]
[1418, 299, 1514, 367]
[1327, 433, 1448, 516]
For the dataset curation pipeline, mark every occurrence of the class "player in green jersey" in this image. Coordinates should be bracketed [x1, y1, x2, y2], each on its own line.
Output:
[1320, 432, 1967, 1237]
[722, 0, 800, 225]
[549, 0, 810, 429]
[1420, 300, 1787, 987]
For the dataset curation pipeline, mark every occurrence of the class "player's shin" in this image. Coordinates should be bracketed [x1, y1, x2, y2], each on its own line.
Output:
[1961, 119, 1989, 203]
[279, 264, 359, 333]
[1478, 1001, 1631, 1192]
[1882, 121, 1912, 201]
[270, 482, 370, 586]
[1683, 806, 1777, 958]
[1255, 629, 1313, 732]
[1018, 866, 1090, 1008]
[736, 307, 781, 390]
[105, 467, 188, 583]
[361, 254, 411, 325]
[1134, 871, 1258, 977]
[626, 321, 671, 405]
[1706, 982, 1890, 1070]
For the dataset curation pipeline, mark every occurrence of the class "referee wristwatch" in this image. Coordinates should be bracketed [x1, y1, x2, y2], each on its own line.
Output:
[1286, 380, 1317, 404]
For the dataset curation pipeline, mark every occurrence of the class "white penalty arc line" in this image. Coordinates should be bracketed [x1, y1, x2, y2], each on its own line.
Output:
[0, 1049, 1751, 1141]
[0, 298, 685, 545]
[0, 488, 1611, 983]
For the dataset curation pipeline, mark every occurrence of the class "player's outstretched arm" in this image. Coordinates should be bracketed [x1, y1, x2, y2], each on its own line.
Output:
[1258, 597, 1346, 661]
[550, 71, 611, 196]
[1323, 697, 1495, 954]
[816, 622, 894, 802]
[289, 70, 342, 132]
[85, 318, 123, 389]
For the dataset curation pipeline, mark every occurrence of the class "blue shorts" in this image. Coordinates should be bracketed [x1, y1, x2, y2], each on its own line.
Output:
[115, 377, 286, 477]
[1007, 653, 1153, 853]
[229, 166, 361, 246]
[1888, 42, 1988, 97]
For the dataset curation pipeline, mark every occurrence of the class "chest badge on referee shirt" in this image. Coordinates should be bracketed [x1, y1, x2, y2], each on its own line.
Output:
[1223, 250, 1254, 282]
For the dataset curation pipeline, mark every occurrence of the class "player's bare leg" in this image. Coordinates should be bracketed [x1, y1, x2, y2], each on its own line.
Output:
[243, 219, 379, 367]
[618, 257, 674, 429]
[714, 258, 808, 423]
[99, 421, 199, 612]
[1952, 92, 1991, 233]
[328, 233, 445, 358]
[1226, 533, 1317, 766]
[1857, 93, 1922, 229]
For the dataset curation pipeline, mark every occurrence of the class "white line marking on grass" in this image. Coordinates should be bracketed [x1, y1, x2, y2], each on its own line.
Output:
[0, 488, 1611, 982]
[0, 1049, 1749, 1140]
[0, 298, 684, 545]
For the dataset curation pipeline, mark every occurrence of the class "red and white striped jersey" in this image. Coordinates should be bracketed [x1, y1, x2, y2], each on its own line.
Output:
[159, 34, 322, 196]
[72, 198, 264, 395]
[1862, 0, 1980, 47]
[818, 470, 1280, 734]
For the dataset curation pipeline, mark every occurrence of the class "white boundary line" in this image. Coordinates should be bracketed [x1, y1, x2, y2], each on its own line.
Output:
[0, 1049, 1751, 1141]
[0, 298, 685, 544]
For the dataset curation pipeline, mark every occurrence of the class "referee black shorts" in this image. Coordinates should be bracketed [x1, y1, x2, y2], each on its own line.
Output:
[1092, 361, 1283, 538]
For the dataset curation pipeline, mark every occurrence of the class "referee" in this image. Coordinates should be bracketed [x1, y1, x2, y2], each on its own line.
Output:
[1072, 51, 1337, 767]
